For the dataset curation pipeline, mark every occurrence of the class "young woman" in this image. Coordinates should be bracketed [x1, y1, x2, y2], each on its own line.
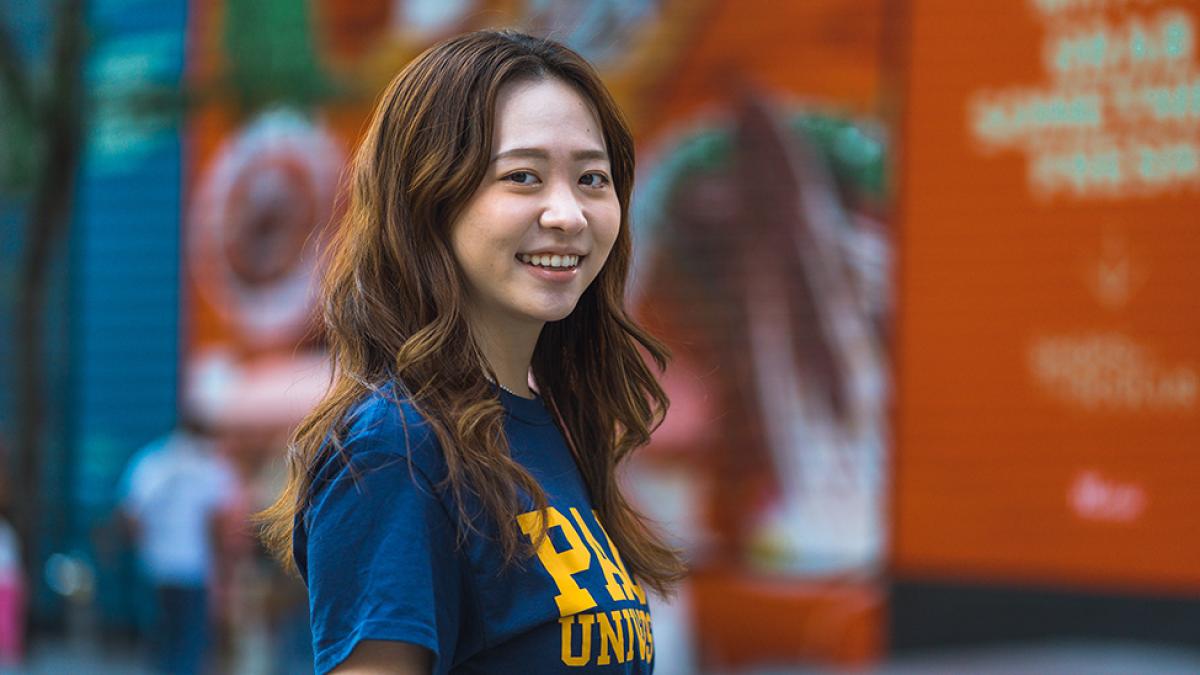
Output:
[258, 30, 685, 674]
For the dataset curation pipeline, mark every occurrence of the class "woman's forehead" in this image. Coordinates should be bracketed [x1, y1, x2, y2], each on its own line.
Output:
[491, 78, 606, 157]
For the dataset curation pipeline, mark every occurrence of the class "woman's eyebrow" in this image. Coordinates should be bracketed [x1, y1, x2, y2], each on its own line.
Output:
[490, 147, 609, 163]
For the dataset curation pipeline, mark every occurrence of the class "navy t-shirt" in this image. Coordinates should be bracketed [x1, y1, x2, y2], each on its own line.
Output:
[295, 384, 655, 674]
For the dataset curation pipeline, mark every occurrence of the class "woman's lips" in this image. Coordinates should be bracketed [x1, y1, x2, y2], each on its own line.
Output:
[516, 255, 581, 283]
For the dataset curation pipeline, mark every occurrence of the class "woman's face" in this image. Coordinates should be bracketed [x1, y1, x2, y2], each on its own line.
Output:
[450, 77, 620, 332]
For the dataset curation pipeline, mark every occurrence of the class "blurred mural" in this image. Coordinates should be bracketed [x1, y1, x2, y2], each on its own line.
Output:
[180, 2, 894, 669]
[0, 0, 1197, 673]
[630, 103, 890, 669]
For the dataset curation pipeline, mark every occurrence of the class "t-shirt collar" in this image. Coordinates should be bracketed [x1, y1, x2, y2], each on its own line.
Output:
[495, 384, 555, 426]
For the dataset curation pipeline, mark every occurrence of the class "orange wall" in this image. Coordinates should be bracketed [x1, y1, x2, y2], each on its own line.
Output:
[893, 0, 1200, 593]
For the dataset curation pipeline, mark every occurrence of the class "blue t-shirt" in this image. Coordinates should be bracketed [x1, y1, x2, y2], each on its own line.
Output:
[295, 384, 655, 674]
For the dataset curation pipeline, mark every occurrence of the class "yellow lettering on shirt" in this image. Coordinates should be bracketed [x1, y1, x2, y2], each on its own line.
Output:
[518, 507, 597, 616]
[559, 613, 594, 667]
[591, 510, 647, 604]
[640, 609, 654, 661]
[595, 609, 626, 665]
[518, 507, 655, 667]
[558, 608, 653, 668]
[628, 607, 638, 658]
[569, 507, 629, 603]
[630, 607, 648, 659]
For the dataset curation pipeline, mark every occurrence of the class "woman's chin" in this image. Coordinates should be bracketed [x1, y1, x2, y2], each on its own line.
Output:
[523, 299, 581, 324]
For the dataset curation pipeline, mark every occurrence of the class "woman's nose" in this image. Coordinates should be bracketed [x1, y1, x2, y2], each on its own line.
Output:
[538, 183, 587, 232]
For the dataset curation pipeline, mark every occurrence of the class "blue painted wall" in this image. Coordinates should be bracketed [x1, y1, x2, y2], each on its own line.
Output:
[70, 0, 189, 628]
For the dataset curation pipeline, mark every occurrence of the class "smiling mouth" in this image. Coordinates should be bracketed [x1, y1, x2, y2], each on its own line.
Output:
[516, 253, 584, 270]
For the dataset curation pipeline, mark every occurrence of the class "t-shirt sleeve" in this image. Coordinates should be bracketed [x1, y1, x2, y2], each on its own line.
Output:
[301, 429, 464, 675]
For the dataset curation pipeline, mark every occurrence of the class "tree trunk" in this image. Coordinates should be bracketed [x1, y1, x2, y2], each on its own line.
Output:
[10, 0, 85, 585]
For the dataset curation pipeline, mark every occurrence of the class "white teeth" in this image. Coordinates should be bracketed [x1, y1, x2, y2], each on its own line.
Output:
[519, 253, 580, 268]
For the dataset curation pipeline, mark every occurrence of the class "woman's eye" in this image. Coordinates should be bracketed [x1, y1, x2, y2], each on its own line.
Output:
[580, 172, 610, 188]
[504, 171, 539, 185]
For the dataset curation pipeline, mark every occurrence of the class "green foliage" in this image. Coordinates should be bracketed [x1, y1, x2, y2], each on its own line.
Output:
[789, 113, 887, 201]
[223, 0, 336, 111]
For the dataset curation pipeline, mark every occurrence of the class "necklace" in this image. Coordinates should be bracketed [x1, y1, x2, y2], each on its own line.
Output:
[486, 376, 534, 398]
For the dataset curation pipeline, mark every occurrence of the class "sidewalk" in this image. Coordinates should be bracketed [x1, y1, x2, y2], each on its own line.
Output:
[14, 636, 1200, 674]
[20, 638, 153, 675]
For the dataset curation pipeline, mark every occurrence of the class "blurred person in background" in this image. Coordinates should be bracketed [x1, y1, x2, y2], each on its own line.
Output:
[117, 414, 237, 675]
[257, 30, 684, 675]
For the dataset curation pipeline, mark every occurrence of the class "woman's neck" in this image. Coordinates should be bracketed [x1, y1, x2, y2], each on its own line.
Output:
[468, 312, 542, 399]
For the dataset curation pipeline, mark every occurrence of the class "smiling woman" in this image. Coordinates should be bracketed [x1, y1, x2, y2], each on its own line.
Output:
[451, 77, 621, 368]
[256, 30, 685, 675]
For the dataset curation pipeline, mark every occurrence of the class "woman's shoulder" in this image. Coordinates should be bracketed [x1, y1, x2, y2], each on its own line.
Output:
[332, 382, 446, 476]
[344, 383, 429, 438]
[297, 384, 456, 584]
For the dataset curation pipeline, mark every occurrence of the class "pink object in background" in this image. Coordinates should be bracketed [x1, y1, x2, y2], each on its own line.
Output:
[0, 518, 23, 667]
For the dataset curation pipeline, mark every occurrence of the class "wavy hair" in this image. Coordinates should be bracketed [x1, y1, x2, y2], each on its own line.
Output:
[258, 30, 685, 595]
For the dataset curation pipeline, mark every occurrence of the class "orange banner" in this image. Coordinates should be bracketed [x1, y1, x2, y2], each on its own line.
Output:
[893, 0, 1200, 593]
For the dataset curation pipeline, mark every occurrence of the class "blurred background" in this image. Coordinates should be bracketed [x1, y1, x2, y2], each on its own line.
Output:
[1, 0, 1198, 673]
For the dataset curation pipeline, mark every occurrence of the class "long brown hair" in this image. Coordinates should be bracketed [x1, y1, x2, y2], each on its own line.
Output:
[258, 30, 685, 595]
